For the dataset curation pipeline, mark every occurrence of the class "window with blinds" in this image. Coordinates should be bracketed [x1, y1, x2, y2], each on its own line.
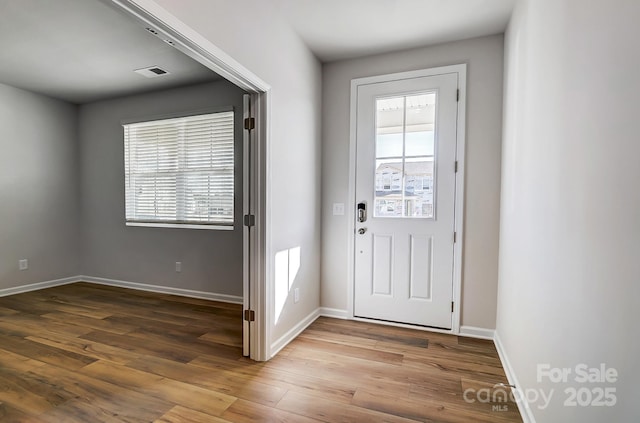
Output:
[124, 110, 234, 227]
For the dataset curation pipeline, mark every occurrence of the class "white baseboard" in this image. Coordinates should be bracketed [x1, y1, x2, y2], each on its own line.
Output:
[459, 325, 495, 340]
[318, 307, 349, 319]
[270, 307, 320, 358]
[77, 275, 243, 304]
[1, 274, 242, 304]
[0, 276, 79, 297]
[494, 331, 537, 423]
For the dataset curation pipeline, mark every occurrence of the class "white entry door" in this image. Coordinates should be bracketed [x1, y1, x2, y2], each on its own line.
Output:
[353, 70, 460, 329]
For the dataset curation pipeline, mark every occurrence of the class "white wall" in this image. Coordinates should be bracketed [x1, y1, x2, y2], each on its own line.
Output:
[79, 80, 245, 296]
[0, 83, 80, 290]
[134, 0, 323, 351]
[321, 35, 504, 330]
[497, 0, 639, 421]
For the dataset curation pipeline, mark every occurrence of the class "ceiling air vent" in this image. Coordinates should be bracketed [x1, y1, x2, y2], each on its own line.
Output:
[134, 66, 170, 78]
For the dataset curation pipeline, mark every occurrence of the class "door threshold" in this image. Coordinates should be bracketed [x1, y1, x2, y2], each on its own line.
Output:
[352, 315, 452, 333]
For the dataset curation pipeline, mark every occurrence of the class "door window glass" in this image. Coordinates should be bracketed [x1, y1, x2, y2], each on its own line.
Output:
[374, 93, 436, 218]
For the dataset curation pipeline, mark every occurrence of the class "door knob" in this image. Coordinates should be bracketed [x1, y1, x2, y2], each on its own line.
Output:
[358, 227, 367, 234]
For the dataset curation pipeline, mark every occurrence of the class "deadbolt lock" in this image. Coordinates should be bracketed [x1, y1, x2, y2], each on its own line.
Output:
[358, 227, 367, 235]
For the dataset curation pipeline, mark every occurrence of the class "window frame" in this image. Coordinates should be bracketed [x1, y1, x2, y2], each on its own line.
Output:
[122, 106, 236, 231]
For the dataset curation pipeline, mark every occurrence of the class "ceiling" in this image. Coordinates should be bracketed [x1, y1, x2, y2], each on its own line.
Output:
[0, 0, 515, 103]
[0, 0, 220, 104]
[271, 0, 516, 62]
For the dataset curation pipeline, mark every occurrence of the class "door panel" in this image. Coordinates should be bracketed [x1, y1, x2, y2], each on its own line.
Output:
[242, 93, 251, 356]
[372, 234, 393, 296]
[354, 72, 458, 329]
[409, 234, 433, 300]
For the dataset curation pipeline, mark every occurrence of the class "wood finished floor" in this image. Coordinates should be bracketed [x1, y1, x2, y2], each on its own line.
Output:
[0, 283, 522, 422]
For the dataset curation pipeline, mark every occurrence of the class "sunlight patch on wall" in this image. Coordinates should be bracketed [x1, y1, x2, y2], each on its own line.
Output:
[274, 246, 301, 324]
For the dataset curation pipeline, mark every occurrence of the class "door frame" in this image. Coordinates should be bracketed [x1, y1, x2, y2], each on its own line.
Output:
[347, 64, 467, 334]
[105, 0, 271, 360]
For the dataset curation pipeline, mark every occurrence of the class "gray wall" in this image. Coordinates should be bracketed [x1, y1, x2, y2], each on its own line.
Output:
[0, 83, 80, 289]
[321, 34, 504, 330]
[497, 0, 639, 421]
[78, 80, 245, 296]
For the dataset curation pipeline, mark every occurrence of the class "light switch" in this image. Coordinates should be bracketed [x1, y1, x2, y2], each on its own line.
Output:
[333, 203, 345, 216]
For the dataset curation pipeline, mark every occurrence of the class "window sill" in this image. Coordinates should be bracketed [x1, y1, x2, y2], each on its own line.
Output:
[126, 222, 234, 231]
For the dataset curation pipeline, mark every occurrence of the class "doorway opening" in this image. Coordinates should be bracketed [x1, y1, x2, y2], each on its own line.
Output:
[105, 0, 270, 360]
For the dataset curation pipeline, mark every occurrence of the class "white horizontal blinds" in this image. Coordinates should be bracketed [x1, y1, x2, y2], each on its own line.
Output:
[124, 111, 234, 225]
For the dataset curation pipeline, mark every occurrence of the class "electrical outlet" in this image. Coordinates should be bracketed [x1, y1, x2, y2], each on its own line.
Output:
[175, 261, 182, 272]
[333, 203, 345, 216]
[294, 287, 300, 303]
[19, 259, 28, 271]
